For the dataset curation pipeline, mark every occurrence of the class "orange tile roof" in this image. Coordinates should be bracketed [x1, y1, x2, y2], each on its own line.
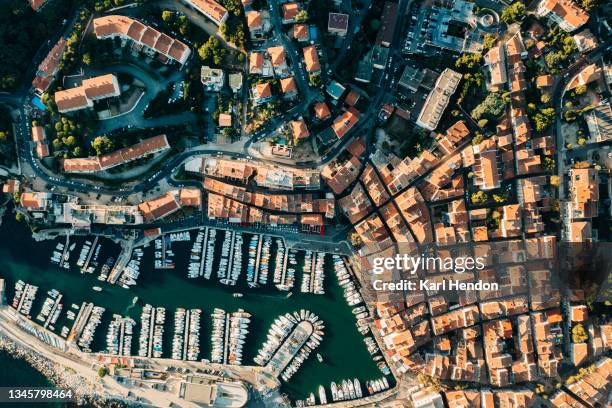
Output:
[138, 192, 180, 222]
[218, 113, 232, 127]
[331, 109, 359, 139]
[280, 77, 297, 94]
[64, 135, 169, 172]
[539, 0, 589, 30]
[179, 188, 202, 207]
[93, 15, 190, 64]
[303, 45, 320, 73]
[249, 52, 264, 73]
[246, 11, 262, 29]
[267, 46, 286, 67]
[282, 3, 299, 20]
[314, 102, 331, 120]
[31, 126, 46, 143]
[82, 74, 119, 99]
[290, 119, 310, 141]
[293, 23, 309, 40]
[185, 0, 228, 24]
[254, 82, 272, 99]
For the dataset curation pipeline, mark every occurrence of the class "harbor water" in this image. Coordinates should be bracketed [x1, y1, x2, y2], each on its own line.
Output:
[0, 215, 387, 402]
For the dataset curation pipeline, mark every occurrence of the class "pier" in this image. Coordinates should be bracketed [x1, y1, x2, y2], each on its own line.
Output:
[43, 294, 62, 329]
[279, 246, 289, 285]
[147, 307, 156, 358]
[198, 228, 209, 277]
[58, 234, 70, 269]
[225, 231, 237, 283]
[222, 314, 231, 364]
[0, 278, 5, 306]
[253, 234, 263, 284]
[108, 241, 133, 284]
[182, 309, 190, 360]
[267, 320, 313, 377]
[81, 236, 98, 272]
[68, 302, 92, 344]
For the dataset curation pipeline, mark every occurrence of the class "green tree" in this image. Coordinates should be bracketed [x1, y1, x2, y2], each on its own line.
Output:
[91, 135, 114, 155]
[471, 92, 506, 120]
[574, 85, 587, 95]
[471, 191, 488, 205]
[500, 2, 526, 24]
[572, 324, 588, 343]
[82, 52, 91, 65]
[543, 157, 555, 171]
[162, 10, 174, 23]
[295, 10, 308, 22]
[97, 367, 108, 378]
[15, 212, 24, 222]
[0, 131, 7, 142]
[482, 34, 496, 51]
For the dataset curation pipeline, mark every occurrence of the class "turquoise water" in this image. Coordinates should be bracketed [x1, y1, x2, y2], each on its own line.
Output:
[0, 215, 388, 402]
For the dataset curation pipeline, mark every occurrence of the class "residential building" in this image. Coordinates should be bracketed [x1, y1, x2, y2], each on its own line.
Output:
[280, 77, 298, 99]
[473, 149, 501, 191]
[182, 0, 229, 25]
[303, 45, 321, 75]
[28, 0, 48, 11]
[376, 1, 398, 47]
[536, 0, 589, 32]
[63, 135, 170, 173]
[267, 45, 288, 76]
[416, 68, 462, 130]
[252, 82, 273, 105]
[93, 15, 191, 65]
[282, 3, 299, 23]
[218, 113, 232, 127]
[290, 118, 310, 143]
[586, 103, 612, 142]
[567, 63, 602, 89]
[246, 11, 263, 37]
[314, 102, 331, 121]
[229, 72, 243, 93]
[566, 167, 599, 219]
[200, 66, 225, 92]
[484, 45, 507, 91]
[293, 24, 310, 42]
[328, 13, 349, 36]
[54, 74, 121, 113]
[331, 109, 359, 139]
[573, 29, 598, 52]
[32, 38, 67, 93]
[31, 126, 49, 159]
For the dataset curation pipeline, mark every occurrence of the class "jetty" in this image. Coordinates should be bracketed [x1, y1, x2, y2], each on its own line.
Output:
[108, 241, 133, 284]
[267, 320, 313, 377]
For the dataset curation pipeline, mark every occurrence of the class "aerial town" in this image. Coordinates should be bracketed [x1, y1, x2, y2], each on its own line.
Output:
[0, 0, 610, 406]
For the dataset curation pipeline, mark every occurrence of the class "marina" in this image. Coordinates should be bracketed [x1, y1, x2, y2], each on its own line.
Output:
[0, 216, 387, 402]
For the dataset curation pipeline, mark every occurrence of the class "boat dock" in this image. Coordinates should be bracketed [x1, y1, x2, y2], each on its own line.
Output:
[222, 313, 231, 364]
[147, 307, 156, 358]
[81, 236, 99, 272]
[108, 241, 133, 284]
[43, 294, 63, 329]
[182, 310, 190, 360]
[58, 234, 70, 269]
[0, 278, 5, 306]
[252, 235, 263, 284]
[278, 246, 289, 285]
[225, 232, 237, 284]
[267, 320, 313, 377]
[68, 301, 92, 344]
[198, 228, 209, 277]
